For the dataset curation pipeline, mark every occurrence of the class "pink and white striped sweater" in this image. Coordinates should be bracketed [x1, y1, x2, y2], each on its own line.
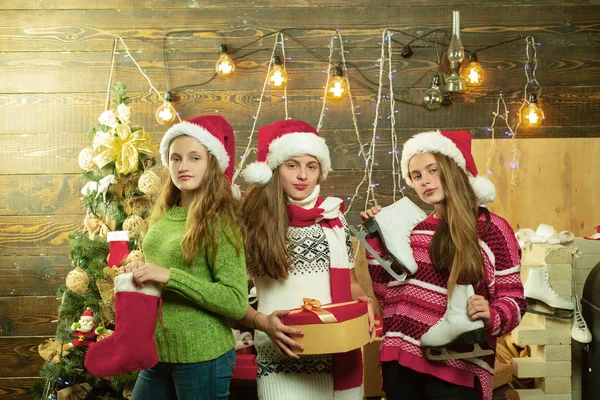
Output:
[367, 211, 526, 400]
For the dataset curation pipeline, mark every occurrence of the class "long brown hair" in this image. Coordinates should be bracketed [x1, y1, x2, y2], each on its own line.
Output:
[150, 154, 244, 264]
[241, 169, 290, 280]
[428, 153, 490, 295]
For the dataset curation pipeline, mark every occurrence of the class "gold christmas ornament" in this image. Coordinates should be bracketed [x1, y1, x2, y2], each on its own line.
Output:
[78, 148, 96, 171]
[66, 267, 89, 294]
[123, 215, 146, 237]
[125, 249, 145, 264]
[93, 125, 156, 175]
[138, 170, 161, 195]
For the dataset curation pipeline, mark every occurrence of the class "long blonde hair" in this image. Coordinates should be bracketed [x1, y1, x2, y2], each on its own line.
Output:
[241, 169, 290, 280]
[428, 153, 490, 294]
[150, 154, 244, 264]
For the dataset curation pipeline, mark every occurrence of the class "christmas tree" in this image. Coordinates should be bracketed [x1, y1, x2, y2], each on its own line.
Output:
[34, 83, 162, 400]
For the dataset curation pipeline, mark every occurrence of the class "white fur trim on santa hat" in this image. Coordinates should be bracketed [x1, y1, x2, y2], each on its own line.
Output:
[160, 121, 229, 172]
[114, 272, 162, 297]
[266, 132, 332, 178]
[242, 161, 273, 185]
[400, 130, 466, 186]
[469, 175, 496, 204]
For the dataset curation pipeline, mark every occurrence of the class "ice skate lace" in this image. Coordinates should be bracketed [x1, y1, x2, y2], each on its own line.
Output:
[572, 295, 588, 330]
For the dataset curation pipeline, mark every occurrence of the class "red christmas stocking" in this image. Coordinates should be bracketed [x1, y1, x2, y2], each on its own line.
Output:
[107, 231, 130, 267]
[85, 272, 160, 377]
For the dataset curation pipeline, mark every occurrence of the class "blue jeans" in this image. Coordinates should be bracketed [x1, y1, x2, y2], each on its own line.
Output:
[131, 349, 236, 400]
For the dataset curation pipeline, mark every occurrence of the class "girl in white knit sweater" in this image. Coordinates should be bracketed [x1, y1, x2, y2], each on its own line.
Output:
[238, 119, 375, 400]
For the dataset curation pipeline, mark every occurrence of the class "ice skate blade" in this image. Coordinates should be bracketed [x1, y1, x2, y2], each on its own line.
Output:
[525, 297, 573, 319]
[349, 225, 409, 282]
[425, 343, 494, 361]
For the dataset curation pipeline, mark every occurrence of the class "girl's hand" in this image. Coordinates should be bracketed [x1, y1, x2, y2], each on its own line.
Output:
[360, 205, 382, 222]
[256, 310, 304, 359]
[358, 296, 377, 343]
[467, 295, 491, 327]
[131, 263, 171, 287]
[120, 260, 145, 273]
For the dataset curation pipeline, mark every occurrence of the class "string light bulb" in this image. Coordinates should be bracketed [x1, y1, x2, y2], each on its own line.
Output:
[423, 75, 443, 110]
[462, 53, 484, 87]
[215, 44, 235, 77]
[155, 91, 177, 125]
[267, 55, 288, 89]
[445, 11, 467, 92]
[326, 66, 349, 102]
[522, 93, 545, 127]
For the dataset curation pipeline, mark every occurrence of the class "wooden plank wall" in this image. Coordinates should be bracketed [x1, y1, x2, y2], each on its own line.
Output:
[0, 1, 598, 398]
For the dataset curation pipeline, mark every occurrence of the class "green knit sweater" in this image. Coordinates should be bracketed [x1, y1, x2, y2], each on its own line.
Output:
[142, 206, 248, 363]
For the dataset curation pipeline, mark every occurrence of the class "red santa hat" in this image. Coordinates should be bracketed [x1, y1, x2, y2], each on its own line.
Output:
[80, 307, 94, 321]
[160, 115, 235, 182]
[400, 130, 496, 204]
[242, 119, 332, 185]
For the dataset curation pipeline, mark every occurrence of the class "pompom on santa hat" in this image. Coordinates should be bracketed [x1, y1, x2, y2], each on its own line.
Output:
[400, 130, 496, 204]
[160, 115, 235, 181]
[242, 119, 332, 185]
[80, 307, 94, 321]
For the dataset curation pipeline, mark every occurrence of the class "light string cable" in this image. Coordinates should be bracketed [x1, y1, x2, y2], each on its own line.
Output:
[316, 32, 336, 132]
[386, 30, 402, 202]
[510, 35, 540, 186]
[361, 28, 395, 211]
[485, 94, 515, 179]
[338, 31, 369, 214]
[106, 36, 180, 121]
[232, 32, 289, 182]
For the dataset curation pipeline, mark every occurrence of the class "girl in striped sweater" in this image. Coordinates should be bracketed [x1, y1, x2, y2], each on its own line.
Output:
[363, 130, 526, 400]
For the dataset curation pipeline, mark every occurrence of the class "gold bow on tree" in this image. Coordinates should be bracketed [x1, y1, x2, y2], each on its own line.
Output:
[93, 125, 156, 175]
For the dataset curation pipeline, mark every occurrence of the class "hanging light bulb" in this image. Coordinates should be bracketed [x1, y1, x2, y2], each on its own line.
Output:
[522, 93, 545, 127]
[423, 75, 443, 110]
[326, 66, 349, 102]
[155, 91, 177, 125]
[445, 11, 467, 92]
[215, 44, 235, 77]
[461, 52, 484, 87]
[267, 55, 288, 89]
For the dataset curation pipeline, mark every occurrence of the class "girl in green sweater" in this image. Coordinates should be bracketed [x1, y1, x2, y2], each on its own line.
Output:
[123, 115, 248, 400]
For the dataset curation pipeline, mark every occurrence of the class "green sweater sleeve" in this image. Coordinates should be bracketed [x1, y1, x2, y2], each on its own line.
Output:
[164, 229, 248, 320]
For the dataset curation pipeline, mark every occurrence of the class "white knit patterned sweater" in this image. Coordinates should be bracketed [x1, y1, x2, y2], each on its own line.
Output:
[251, 209, 358, 400]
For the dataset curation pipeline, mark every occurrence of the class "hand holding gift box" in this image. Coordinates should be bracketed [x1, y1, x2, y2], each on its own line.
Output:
[281, 298, 371, 355]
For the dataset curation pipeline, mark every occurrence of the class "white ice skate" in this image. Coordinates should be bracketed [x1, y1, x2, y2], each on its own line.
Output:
[524, 267, 573, 319]
[571, 295, 592, 344]
[420, 284, 494, 361]
[350, 197, 427, 281]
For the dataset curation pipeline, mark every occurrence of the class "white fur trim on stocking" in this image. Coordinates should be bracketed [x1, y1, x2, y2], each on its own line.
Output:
[107, 230, 129, 242]
[242, 161, 273, 185]
[469, 175, 496, 204]
[160, 121, 229, 172]
[266, 132, 332, 179]
[114, 273, 162, 297]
